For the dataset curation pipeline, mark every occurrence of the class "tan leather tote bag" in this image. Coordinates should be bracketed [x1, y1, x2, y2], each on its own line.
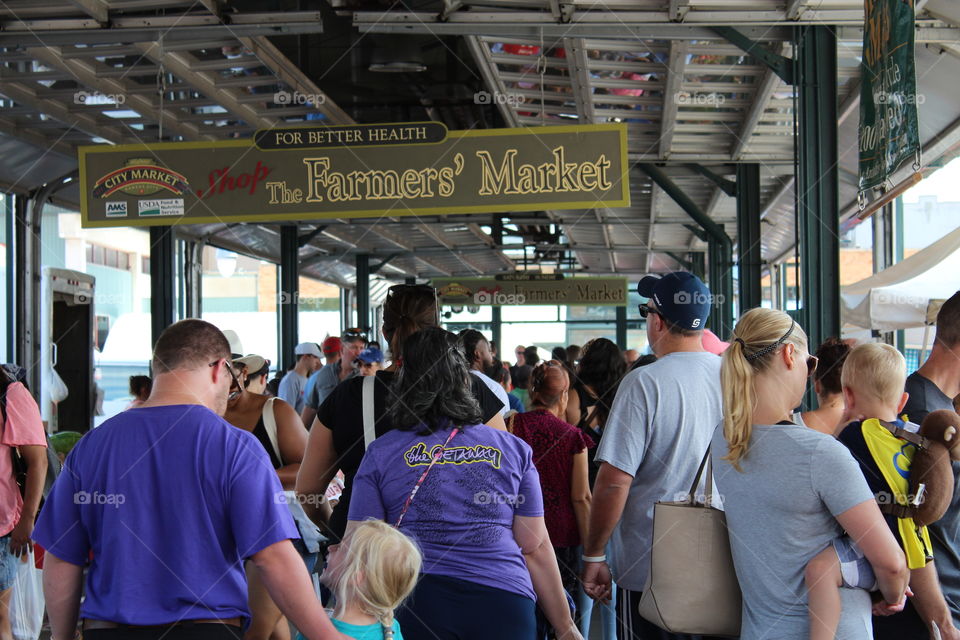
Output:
[637, 446, 742, 637]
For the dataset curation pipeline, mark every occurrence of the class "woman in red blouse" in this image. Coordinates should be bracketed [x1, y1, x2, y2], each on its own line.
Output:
[508, 361, 594, 594]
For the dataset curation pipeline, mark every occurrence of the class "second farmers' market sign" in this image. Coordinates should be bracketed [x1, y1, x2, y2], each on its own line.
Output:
[80, 122, 629, 227]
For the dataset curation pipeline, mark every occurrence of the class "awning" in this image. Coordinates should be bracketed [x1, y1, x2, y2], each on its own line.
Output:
[841, 225, 960, 330]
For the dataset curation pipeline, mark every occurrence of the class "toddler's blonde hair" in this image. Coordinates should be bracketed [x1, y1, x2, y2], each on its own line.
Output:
[840, 342, 906, 405]
[327, 520, 422, 633]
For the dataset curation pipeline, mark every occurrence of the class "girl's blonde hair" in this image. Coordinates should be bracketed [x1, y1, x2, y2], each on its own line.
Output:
[721, 308, 808, 471]
[327, 520, 422, 633]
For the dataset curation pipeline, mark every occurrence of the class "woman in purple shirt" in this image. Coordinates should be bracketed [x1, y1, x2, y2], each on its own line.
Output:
[347, 327, 581, 640]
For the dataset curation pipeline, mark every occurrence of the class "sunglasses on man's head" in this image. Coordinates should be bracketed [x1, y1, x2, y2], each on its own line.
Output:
[343, 327, 367, 341]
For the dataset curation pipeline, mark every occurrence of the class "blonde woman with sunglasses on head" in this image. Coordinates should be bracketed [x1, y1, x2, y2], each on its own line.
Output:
[713, 308, 910, 639]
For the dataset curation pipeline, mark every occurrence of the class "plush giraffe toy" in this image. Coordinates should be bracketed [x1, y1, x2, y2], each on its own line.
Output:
[910, 409, 960, 527]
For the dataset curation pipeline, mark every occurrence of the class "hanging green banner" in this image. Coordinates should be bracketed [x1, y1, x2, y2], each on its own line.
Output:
[79, 122, 629, 228]
[858, 0, 921, 193]
[432, 276, 627, 306]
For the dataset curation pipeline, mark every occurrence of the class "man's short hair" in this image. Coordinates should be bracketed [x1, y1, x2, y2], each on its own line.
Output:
[660, 314, 702, 338]
[152, 319, 231, 375]
[840, 342, 906, 404]
[935, 291, 960, 348]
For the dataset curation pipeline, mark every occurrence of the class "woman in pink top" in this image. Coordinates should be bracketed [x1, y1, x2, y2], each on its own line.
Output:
[0, 367, 48, 638]
[508, 361, 594, 594]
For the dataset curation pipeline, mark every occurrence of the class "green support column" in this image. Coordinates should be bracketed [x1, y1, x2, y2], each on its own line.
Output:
[895, 196, 906, 353]
[691, 252, 706, 281]
[5, 194, 14, 360]
[149, 226, 176, 349]
[736, 164, 762, 313]
[279, 225, 299, 372]
[794, 25, 840, 350]
[616, 305, 627, 349]
[356, 254, 370, 331]
[637, 163, 734, 336]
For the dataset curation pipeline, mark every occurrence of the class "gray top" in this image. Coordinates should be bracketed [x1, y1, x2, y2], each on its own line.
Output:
[712, 422, 876, 639]
[277, 370, 307, 414]
[594, 350, 722, 590]
[305, 361, 357, 411]
[904, 371, 960, 625]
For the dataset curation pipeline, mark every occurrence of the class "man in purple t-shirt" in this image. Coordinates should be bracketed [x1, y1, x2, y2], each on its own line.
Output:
[34, 319, 345, 640]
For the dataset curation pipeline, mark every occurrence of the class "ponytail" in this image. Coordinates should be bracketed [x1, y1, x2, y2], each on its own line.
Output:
[720, 308, 808, 472]
[721, 338, 757, 472]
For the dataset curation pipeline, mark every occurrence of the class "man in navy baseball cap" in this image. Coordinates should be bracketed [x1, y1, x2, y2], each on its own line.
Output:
[636, 271, 712, 334]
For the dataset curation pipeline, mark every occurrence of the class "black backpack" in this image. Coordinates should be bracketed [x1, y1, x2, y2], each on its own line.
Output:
[1, 364, 62, 499]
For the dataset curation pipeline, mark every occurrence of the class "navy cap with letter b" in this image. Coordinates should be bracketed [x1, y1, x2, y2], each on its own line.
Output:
[637, 271, 712, 331]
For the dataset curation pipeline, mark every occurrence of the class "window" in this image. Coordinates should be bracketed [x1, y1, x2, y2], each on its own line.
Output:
[85, 242, 132, 271]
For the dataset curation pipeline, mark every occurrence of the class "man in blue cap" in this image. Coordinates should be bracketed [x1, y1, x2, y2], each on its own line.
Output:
[355, 346, 384, 377]
[581, 272, 724, 640]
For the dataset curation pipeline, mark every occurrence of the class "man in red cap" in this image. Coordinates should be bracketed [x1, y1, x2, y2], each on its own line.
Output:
[321, 336, 341, 367]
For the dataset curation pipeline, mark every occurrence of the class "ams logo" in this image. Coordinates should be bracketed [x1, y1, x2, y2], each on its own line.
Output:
[105, 202, 127, 217]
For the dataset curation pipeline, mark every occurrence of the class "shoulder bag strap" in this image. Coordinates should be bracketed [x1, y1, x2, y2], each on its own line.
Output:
[362, 375, 377, 450]
[878, 419, 929, 450]
[261, 397, 283, 465]
[395, 427, 459, 528]
[579, 403, 602, 431]
[685, 446, 713, 505]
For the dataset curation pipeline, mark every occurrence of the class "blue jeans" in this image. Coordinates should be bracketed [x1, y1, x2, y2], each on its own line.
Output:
[0, 535, 18, 592]
[578, 559, 617, 640]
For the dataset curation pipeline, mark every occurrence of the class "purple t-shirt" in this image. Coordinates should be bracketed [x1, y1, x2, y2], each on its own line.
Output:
[349, 423, 544, 601]
[33, 405, 298, 625]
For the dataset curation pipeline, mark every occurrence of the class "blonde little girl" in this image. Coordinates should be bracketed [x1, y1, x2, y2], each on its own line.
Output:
[320, 520, 422, 640]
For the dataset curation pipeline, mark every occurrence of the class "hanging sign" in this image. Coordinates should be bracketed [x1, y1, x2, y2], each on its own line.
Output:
[79, 123, 629, 228]
[432, 276, 627, 306]
[858, 0, 921, 193]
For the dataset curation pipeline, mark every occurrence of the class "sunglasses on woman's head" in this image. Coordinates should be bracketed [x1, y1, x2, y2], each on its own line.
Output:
[806, 355, 819, 378]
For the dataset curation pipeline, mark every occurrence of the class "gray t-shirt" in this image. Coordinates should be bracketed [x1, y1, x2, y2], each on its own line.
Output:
[594, 350, 722, 591]
[712, 422, 875, 639]
[277, 370, 307, 414]
[904, 371, 960, 624]
[305, 361, 357, 411]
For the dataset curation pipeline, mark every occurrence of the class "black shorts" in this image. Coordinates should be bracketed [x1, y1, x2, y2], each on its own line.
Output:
[397, 573, 536, 640]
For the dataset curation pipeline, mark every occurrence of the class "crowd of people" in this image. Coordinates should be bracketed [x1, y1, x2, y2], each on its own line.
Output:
[1, 274, 959, 640]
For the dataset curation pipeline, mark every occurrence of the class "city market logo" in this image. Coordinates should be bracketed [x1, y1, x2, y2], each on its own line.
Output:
[438, 282, 471, 298]
[93, 158, 190, 198]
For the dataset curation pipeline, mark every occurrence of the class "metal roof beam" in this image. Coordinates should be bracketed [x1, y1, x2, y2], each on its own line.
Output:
[237, 35, 352, 126]
[132, 42, 277, 131]
[0, 81, 130, 143]
[416, 223, 487, 275]
[360, 225, 455, 277]
[0, 14, 325, 46]
[711, 27, 793, 84]
[466, 222, 517, 270]
[563, 37, 594, 124]
[464, 36, 519, 127]
[732, 44, 787, 160]
[0, 113, 75, 156]
[659, 41, 689, 160]
[27, 46, 208, 141]
[65, 0, 108, 24]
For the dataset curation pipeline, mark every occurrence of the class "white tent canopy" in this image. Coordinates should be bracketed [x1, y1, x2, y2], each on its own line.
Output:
[841, 225, 960, 331]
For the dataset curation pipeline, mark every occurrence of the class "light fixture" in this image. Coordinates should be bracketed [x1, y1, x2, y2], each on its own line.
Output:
[369, 37, 427, 73]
